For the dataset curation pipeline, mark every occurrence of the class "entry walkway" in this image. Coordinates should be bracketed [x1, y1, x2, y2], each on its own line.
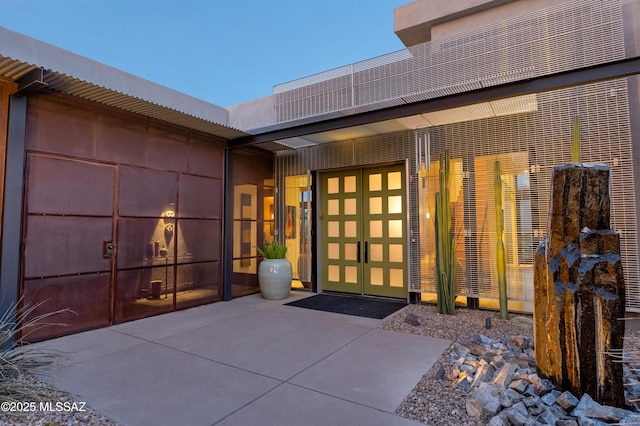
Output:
[35, 291, 451, 426]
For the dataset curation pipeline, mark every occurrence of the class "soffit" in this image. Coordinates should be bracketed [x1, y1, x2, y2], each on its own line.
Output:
[254, 94, 539, 151]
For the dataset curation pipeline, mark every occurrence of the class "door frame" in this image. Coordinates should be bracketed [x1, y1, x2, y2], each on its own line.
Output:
[315, 161, 410, 300]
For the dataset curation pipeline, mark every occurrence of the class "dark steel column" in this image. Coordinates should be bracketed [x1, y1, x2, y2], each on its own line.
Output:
[1, 94, 27, 317]
[310, 170, 318, 292]
[222, 147, 233, 301]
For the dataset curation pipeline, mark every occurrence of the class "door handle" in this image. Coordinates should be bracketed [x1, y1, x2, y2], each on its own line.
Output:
[357, 241, 361, 263]
[364, 241, 369, 263]
[103, 241, 115, 258]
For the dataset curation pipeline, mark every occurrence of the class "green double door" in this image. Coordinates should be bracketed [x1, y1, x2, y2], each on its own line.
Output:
[321, 164, 407, 299]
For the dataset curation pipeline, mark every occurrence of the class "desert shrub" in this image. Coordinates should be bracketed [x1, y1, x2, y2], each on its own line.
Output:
[0, 300, 73, 402]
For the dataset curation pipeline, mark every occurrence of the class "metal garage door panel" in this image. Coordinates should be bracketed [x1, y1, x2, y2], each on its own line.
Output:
[179, 174, 222, 219]
[178, 219, 221, 263]
[22, 273, 110, 341]
[118, 166, 177, 217]
[27, 154, 114, 216]
[24, 215, 112, 278]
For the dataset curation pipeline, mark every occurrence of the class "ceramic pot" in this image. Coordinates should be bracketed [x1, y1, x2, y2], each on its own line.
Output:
[258, 259, 292, 300]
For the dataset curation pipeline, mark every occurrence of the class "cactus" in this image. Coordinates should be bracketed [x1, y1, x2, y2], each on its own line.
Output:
[435, 150, 456, 315]
[494, 161, 508, 320]
[572, 115, 581, 163]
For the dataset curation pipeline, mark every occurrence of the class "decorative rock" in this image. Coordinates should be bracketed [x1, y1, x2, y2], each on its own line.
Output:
[511, 316, 534, 327]
[504, 401, 529, 426]
[460, 363, 478, 375]
[502, 388, 526, 405]
[528, 404, 545, 416]
[464, 341, 491, 357]
[621, 415, 640, 423]
[452, 341, 471, 357]
[523, 394, 540, 408]
[576, 418, 610, 426]
[469, 360, 495, 390]
[537, 378, 555, 395]
[434, 365, 446, 380]
[534, 164, 626, 407]
[541, 389, 562, 406]
[537, 406, 562, 425]
[467, 382, 503, 420]
[488, 411, 510, 426]
[474, 334, 495, 346]
[584, 405, 633, 423]
[510, 379, 529, 394]
[444, 332, 640, 426]
[512, 336, 527, 348]
[509, 357, 530, 369]
[492, 362, 518, 388]
[404, 313, 422, 326]
[557, 391, 580, 410]
[570, 393, 632, 422]
[556, 420, 579, 426]
[456, 372, 471, 391]
[525, 383, 543, 398]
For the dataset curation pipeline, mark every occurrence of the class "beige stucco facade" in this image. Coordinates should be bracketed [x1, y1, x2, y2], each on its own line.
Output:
[394, 0, 591, 44]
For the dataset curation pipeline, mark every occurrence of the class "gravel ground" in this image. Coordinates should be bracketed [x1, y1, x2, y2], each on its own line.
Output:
[379, 303, 537, 426]
[2, 303, 638, 425]
[0, 373, 119, 426]
[378, 303, 640, 426]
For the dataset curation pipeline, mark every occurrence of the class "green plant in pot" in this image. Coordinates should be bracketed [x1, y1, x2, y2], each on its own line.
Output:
[257, 241, 292, 300]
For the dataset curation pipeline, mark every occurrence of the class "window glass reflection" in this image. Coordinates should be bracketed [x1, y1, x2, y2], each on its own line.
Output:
[388, 171, 402, 190]
[344, 176, 357, 193]
[369, 173, 382, 191]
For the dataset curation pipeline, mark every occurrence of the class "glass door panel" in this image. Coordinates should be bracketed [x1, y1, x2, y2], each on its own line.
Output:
[321, 164, 407, 298]
[322, 170, 361, 294]
[363, 165, 407, 298]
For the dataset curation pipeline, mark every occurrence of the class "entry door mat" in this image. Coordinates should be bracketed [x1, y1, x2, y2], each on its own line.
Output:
[285, 294, 407, 319]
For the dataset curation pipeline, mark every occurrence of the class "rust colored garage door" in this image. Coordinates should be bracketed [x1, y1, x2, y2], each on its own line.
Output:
[22, 154, 116, 340]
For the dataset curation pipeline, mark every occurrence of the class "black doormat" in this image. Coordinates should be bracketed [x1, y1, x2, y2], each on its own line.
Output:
[285, 293, 407, 319]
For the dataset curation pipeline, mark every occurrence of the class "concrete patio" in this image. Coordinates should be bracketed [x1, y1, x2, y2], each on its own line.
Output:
[35, 291, 451, 426]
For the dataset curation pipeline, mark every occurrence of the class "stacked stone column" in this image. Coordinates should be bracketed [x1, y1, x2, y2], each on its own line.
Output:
[534, 164, 625, 407]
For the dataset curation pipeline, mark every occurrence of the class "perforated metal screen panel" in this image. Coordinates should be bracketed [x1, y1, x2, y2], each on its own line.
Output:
[272, 0, 640, 312]
[274, 0, 625, 123]
[275, 78, 637, 311]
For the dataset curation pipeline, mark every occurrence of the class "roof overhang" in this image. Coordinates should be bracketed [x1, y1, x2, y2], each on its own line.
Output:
[0, 26, 248, 140]
[228, 56, 640, 149]
[393, 0, 518, 47]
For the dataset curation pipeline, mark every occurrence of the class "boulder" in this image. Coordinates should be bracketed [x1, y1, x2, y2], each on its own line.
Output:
[557, 391, 580, 411]
[467, 382, 503, 420]
[492, 362, 518, 388]
[534, 164, 626, 407]
[404, 313, 422, 326]
[504, 401, 529, 426]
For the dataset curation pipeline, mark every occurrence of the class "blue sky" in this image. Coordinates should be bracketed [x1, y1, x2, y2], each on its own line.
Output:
[0, 0, 408, 107]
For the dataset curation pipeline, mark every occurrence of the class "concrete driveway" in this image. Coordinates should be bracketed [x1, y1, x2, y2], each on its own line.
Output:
[35, 291, 451, 426]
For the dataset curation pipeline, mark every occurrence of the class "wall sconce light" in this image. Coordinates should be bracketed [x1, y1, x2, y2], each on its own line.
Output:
[164, 210, 175, 218]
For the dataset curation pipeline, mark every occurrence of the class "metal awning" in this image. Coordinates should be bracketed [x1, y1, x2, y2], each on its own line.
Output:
[228, 56, 640, 149]
[0, 26, 248, 140]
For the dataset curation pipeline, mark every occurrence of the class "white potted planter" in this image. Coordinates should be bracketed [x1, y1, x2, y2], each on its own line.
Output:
[257, 241, 292, 300]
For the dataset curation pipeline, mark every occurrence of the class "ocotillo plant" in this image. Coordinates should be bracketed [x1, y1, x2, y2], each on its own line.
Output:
[572, 115, 581, 163]
[435, 150, 456, 315]
[494, 160, 508, 320]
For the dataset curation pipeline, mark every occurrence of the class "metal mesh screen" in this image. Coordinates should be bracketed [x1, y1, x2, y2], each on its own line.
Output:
[275, 79, 638, 311]
[271, 0, 638, 311]
[273, 0, 625, 123]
